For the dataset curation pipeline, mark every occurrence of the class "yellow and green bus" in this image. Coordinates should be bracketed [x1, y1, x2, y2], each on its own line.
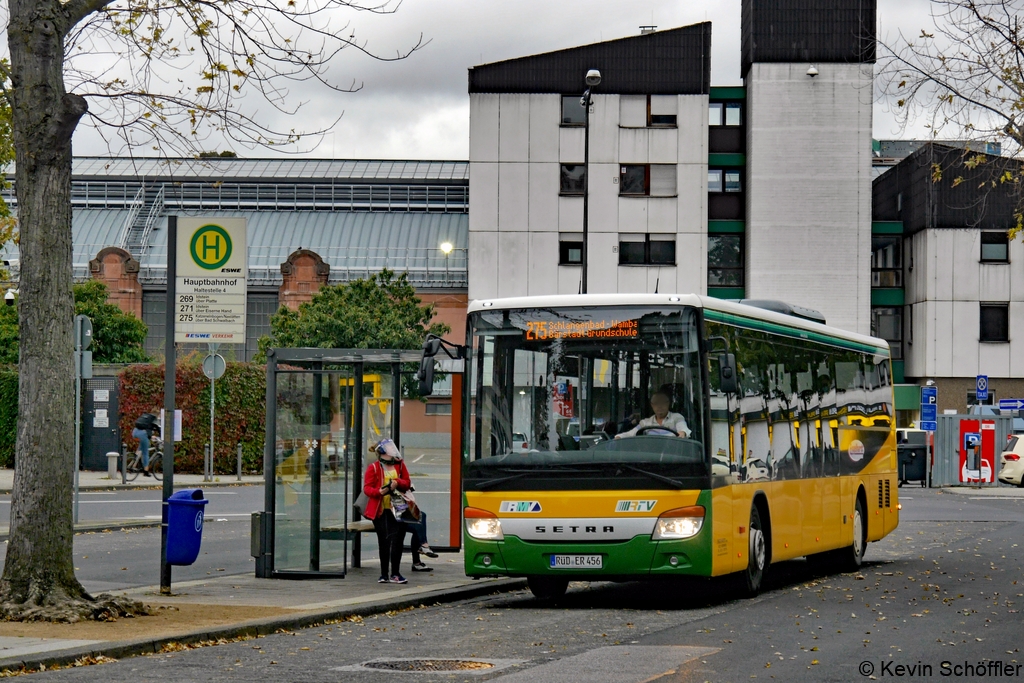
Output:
[453, 294, 898, 600]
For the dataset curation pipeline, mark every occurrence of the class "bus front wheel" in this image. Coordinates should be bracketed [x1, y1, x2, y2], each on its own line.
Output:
[742, 504, 768, 596]
[527, 576, 569, 602]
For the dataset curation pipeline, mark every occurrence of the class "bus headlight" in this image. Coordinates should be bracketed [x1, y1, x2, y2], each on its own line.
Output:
[652, 506, 705, 540]
[465, 508, 504, 541]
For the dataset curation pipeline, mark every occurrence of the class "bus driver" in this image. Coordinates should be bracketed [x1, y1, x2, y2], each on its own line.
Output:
[615, 391, 691, 439]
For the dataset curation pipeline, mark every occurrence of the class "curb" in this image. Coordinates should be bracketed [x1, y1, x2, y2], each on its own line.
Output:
[0, 480, 262, 495]
[0, 577, 528, 674]
[0, 520, 159, 541]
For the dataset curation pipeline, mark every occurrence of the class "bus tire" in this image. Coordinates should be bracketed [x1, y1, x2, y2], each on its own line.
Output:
[837, 495, 867, 571]
[742, 504, 768, 596]
[527, 576, 569, 602]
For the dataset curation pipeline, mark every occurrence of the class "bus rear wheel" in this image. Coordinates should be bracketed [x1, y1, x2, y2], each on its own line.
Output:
[527, 576, 569, 602]
[836, 496, 867, 571]
[742, 504, 768, 596]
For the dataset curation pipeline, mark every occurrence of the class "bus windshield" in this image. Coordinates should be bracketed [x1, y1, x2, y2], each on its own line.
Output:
[465, 306, 707, 491]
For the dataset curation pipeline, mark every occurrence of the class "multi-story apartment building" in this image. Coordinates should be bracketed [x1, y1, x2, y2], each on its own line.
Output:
[466, 0, 877, 335]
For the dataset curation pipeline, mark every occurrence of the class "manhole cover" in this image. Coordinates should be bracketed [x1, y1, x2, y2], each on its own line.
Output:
[363, 659, 495, 672]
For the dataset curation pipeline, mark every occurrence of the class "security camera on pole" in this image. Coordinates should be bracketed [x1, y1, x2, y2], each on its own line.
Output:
[581, 68, 601, 294]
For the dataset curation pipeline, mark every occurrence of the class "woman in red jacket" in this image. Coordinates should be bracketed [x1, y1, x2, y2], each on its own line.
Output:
[363, 439, 411, 584]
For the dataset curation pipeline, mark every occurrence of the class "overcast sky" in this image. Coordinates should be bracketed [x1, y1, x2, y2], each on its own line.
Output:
[72, 0, 939, 159]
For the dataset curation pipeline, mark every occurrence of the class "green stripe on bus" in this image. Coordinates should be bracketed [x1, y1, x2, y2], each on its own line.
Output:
[704, 310, 888, 355]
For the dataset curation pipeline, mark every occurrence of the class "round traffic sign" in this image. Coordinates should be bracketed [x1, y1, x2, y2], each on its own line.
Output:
[203, 353, 226, 380]
[189, 224, 233, 270]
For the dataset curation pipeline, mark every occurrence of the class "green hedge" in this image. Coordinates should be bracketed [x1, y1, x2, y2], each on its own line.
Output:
[0, 367, 17, 468]
[119, 361, 266, 475]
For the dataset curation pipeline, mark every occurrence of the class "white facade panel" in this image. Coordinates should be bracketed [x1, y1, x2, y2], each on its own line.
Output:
[588, 95, 619, 164]
[588, 232, 619, 294]
[950, 231, 980, 301]
[588, 162, 620, 233]
[745, 62, 872, 335]
[617, 265, 647, 293]
[932, 300, 954, 377]
[1010, 303, 1024, 377]
[647, 198, 678, 234]
[648, 128, 679, 165]
[469, 231, 498, 299]
[557, 266, 581, 295]
[497, 162, 529, 232]
[619, 95, 647, 128]
[497, 231, 529, 297]
[528, 232, 558, 295]
[674, 232, 705, 295]
[677, 95, 708, 165]
[528, 94, 560, 163]
[978, 339, 1011, 378]
[469, 94, 499, 163]
[979, 264, 1011, 302]
[617, 197, 648, 233]
[618, 128, 649, 164]
[498, 94, 531, 162]
[528, 162, 559, 232]
[647, 266, 676, 293]
[559, 127, 584, 163]
[469, 162, 498, 234]
[950, 301, 977, 377]
[558, 196, 583, 234]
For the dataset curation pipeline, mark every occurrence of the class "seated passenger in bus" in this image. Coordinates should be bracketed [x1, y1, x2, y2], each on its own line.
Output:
[615, 391, 692, 439]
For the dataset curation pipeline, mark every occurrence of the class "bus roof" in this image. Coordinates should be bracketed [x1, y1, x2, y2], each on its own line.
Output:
[466, 293, 890, 354]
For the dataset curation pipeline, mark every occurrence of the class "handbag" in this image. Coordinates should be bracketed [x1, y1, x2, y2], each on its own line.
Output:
[355, 461, 380, 520]
[400, 491, 421, 522]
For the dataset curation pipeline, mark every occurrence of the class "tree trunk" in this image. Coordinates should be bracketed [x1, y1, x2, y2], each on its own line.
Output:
[0, 0, 144, 621]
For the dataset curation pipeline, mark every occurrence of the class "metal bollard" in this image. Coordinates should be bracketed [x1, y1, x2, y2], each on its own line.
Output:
[237, 442, 243, 481]
[204, 443, 211, 483]
[121, 442, 127, 486]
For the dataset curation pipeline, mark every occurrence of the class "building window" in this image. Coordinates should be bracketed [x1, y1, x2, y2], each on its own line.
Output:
[559, 164, 585, 195]
[649, 95, 677, 126]
[618, 234, 675, 266]
[561, 95, 586, 126]
[425, 402, 452, 415]
[871, 236, 902, 287]
[559, 236, 583, 265]
[709, 102, 742, 126]
[981, 231, 1009, 262]
[980, 303, 1009, 343]
[708, 234, 744, 287]
[708, 169, 742, 193]
[620, 165, 676, 197]
[871, 306, 903, 360]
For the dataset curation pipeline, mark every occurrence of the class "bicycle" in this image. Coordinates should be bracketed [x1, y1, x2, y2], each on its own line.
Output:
[126, 435, 163, 481]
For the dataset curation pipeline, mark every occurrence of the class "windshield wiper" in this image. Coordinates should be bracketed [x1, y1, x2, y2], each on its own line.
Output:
[619, 464, 684, 489]
[475, 472, 533, 490]
[473, 466, 595, 490]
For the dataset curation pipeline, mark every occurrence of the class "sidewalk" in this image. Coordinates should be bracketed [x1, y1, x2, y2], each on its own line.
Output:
[0, 553, 525, 673]
[939, 485, 1024, 497]
[0, 469, 263, 494]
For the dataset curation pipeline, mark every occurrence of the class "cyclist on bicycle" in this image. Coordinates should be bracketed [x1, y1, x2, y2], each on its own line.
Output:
[132, 413, 161, 477]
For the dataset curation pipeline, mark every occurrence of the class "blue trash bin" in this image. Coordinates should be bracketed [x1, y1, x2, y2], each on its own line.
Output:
[166, 488, 208, 566]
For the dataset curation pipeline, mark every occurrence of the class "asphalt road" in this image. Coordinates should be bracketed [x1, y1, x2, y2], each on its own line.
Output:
[27, 488, 1024, 682]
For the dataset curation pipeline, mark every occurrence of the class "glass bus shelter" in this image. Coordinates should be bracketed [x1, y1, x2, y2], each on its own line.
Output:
[254, 348, 423, 579]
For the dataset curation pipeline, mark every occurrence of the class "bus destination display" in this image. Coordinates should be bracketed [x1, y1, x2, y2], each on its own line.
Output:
[524, 318, 639, 340]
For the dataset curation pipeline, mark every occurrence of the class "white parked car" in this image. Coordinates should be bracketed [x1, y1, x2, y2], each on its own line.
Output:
[998, 435, 1024, 487]
[511, 432, 530, 453]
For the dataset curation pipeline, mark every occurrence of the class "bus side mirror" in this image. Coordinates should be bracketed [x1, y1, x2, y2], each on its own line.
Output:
[416, 336, 442, 395]
[416, 357, 435, 396]
[718, 353, 738, 394]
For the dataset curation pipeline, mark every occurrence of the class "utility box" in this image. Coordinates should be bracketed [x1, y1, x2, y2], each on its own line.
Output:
[932, 414, 1012, 486]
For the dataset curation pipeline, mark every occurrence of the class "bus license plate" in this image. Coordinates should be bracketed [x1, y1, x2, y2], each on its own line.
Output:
[550, 554, 602, 569]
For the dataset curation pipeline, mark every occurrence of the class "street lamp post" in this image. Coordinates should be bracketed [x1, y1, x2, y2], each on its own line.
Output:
[581, 68, 601, 295]
[440, 241, 453, 286]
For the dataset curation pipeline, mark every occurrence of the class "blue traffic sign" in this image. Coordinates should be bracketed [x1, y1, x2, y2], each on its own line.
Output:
[998, 398, 1024, 411]
[920, 386, 938, 430]
[976, 375, 989, 401]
